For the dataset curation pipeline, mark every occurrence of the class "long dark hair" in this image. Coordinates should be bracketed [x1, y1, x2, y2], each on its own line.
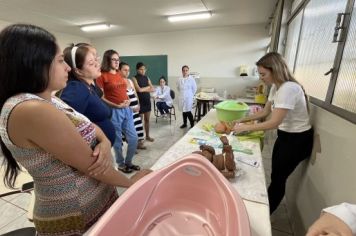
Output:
[0, 24, 57, 188]
[101, 49, 118, 72]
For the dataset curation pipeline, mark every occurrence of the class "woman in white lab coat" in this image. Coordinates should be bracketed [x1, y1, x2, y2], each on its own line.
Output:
[176, 65, 197, 128]
[307, 203, 356, 236]
[155, 76, 173, 117]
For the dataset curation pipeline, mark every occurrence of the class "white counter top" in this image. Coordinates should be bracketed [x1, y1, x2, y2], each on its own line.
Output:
[151, 109, 271, 236]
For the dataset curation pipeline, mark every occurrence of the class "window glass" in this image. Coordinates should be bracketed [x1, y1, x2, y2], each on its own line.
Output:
[284, 11, 303, 71]
[294, 0, 348, 100]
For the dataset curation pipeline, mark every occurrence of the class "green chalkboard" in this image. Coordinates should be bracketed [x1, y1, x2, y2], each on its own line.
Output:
[120, 55, 168, 85]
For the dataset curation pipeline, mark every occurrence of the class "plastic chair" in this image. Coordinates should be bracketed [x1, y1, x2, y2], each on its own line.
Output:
[0, 182, 36, 236]
[153, 89, 176, 124]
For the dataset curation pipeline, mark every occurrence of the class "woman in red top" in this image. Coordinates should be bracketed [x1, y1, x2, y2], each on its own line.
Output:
[96, 50, 140, 173]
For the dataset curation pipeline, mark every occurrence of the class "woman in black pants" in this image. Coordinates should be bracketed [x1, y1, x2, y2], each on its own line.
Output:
[176, 65, 197, 128]
[233, 52, 313, 214]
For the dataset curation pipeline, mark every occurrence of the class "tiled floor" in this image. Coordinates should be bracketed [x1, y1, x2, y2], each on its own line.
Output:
[0, 112, 294, 235]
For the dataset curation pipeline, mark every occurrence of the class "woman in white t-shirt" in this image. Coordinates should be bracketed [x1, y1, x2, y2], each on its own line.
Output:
[233, 52, 314, 214]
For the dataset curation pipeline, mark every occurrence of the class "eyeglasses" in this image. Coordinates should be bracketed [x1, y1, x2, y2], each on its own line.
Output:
[111, 58, 120, 62]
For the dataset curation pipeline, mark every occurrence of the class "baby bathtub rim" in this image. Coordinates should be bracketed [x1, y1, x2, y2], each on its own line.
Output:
[88, 154, 251, 236]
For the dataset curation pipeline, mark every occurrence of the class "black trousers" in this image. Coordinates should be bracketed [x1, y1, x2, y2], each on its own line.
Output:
[182, 111, 194, 126]
[156, 102, 171, 115]
[268, 128, 314, 214]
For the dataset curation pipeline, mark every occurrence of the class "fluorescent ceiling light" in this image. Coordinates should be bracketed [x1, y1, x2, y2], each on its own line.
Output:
[80, 24, 111, 32]
[168, 11, 212, 22]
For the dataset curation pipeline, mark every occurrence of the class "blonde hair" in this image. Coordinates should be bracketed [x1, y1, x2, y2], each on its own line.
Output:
[256, 52, 309, 112]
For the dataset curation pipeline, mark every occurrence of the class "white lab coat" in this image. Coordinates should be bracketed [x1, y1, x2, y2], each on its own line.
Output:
[155, 85, 173, 107]
[323, 203, 356, 234]
[176, 75, 197, 112]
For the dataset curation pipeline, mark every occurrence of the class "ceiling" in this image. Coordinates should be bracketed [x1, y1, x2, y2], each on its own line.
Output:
[0, 0, 277, 39]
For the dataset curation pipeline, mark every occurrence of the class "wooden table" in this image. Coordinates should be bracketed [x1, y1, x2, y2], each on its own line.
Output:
[194, 97, 223, 122]
[151, 109, 272, 236]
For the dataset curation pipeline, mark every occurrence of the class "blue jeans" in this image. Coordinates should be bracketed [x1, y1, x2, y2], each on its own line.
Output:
[111, 107, 138, 166]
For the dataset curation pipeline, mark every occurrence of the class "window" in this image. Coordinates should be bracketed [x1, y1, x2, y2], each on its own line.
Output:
[292, 0, 304, 12]
[269, 0, 284, 52]
[294, 0, 348, 101]
[284, 10, 303, 71]
[284, 0, 356, 123]
[332, 3, 356, 113]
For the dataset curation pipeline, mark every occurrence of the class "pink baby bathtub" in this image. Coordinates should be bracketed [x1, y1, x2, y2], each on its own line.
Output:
[88, 154, 251, 236]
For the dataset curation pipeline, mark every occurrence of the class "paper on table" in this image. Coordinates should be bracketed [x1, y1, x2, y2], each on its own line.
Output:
[237, 155, 260, 168]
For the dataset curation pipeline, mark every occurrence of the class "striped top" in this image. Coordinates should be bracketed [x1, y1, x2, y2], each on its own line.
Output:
[127, 80, 144, 140]
[0, 93, 118, 236]
[127, 84, 139, 108]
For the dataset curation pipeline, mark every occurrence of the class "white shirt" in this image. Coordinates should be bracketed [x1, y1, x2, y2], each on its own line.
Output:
[268, 82, 311, 132]
[155, 85, 173, 107]
[323, 203, 356, 235]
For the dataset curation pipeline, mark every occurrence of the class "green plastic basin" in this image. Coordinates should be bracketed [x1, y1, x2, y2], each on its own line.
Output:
[214, 100, 249, 122]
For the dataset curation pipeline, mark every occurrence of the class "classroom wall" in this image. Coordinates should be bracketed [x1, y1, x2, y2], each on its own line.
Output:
[285, 104, 356, 235]
[92, 24, 270, 98]
[54, 32, 90, 51]
[0, 20, 90, 52]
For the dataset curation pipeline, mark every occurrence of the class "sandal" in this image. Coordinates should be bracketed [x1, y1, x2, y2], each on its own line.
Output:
[137, 143, 147, 150]
[118, 164, 133, 174]
[146, 137, 154, 142]
[127, 164, 141, 171]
